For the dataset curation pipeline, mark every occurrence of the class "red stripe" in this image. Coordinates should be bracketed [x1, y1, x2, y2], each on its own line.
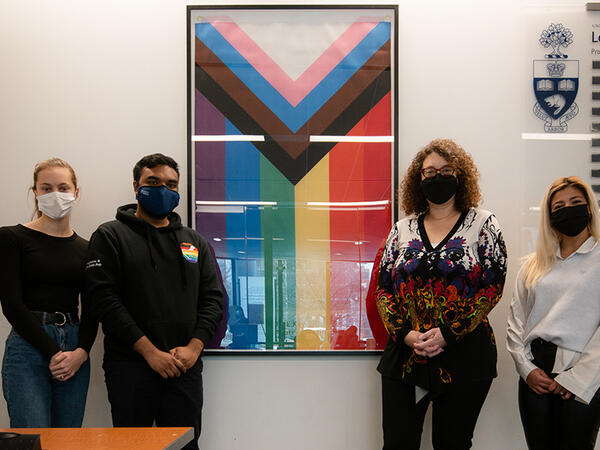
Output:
[328, 93, 391, 350]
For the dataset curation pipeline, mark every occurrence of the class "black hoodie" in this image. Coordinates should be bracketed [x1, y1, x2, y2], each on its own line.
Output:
[85, 204, 223, 361]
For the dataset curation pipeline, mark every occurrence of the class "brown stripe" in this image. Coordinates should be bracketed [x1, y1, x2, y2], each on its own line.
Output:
[195, 37, 390, 160]
[195, 38, 292, 134]
[294, 41, 390, 155]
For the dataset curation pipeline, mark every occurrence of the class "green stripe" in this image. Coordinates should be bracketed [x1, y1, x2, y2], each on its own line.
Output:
[260, 155, 296, 350]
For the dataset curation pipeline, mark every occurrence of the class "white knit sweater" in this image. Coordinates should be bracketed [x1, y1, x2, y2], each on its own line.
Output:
[506, 237, 600, 404]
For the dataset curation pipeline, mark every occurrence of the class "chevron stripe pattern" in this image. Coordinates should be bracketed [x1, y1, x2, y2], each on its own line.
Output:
[192, 10, 394, 351]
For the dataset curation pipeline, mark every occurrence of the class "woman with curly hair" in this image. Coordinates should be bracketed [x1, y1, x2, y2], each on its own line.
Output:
[507, 176, 600, 450]
[376, 139, 507, 449]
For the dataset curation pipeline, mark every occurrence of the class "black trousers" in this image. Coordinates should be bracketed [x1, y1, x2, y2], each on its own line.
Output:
[518, 339, 600, 450]
[381, 376, 492, 450]
[104, 358, 203, 450]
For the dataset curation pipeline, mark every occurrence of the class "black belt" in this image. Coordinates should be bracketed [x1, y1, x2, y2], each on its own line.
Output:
[32, 311, 78, 326]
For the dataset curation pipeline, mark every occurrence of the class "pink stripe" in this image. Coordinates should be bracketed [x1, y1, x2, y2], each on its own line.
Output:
[210, 19, 377, 107]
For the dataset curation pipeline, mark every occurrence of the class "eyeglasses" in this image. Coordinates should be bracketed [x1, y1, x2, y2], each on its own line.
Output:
[420, 165, 455, 178]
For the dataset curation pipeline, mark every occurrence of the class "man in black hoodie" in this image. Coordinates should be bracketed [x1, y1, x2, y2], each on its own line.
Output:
[85, 154, 223, 449]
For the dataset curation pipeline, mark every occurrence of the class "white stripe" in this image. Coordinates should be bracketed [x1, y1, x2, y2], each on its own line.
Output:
[192, 135, 393, 143]
[212, 237, 285, 241]
[196, 205, 244, 214]
[521, 133, 600, 141]
[309, 135, 394, 143]
[308, 206, 386, 211]
[308, 239, 371, 244]
[307, 200, 389, 207]
[192, 135, 265, 142]
[196, 200, 277, 206]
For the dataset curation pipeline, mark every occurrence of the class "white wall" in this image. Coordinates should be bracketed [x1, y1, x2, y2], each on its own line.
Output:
[0, 1, 597, 449]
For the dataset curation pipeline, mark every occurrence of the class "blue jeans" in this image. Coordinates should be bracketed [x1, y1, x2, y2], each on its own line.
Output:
[1, 324, 90, 427]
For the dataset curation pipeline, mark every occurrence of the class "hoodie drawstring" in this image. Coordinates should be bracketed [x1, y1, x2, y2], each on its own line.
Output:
[145, 228, 157, 270]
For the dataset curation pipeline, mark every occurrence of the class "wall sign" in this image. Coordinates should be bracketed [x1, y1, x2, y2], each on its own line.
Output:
[533, 23, 580, 132]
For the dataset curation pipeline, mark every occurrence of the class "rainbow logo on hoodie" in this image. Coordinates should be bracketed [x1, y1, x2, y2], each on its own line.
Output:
[180, 243, 198, 263]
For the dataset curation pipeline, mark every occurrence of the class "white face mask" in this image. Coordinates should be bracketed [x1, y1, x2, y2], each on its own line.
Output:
[36, 191, 76, 219]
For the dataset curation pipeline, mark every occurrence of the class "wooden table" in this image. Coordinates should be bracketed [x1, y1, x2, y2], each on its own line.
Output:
[0, 427, 194, 450]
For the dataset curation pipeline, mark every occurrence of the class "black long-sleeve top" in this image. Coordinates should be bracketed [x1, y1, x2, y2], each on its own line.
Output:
[0, 225, 97, 359]
[85, 204, 223, 361]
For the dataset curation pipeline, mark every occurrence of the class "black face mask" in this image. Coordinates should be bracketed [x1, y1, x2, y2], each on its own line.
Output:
[420, 174, 458, 205]
[549, 204, 590, 237]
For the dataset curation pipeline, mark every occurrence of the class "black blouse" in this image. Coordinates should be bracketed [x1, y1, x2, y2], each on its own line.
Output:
[0, 225, 97, 359]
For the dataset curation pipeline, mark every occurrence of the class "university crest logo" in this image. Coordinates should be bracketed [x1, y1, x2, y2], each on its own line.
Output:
[533, 23, 579, 132]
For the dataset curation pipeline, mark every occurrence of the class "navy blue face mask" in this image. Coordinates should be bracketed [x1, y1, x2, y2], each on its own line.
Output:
[136, 185, 180, 218]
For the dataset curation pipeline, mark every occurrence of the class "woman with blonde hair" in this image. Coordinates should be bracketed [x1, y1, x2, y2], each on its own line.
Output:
[376, 139, 507, 449]
[507, 176, 600, 450]
[0, 158, 96, 427]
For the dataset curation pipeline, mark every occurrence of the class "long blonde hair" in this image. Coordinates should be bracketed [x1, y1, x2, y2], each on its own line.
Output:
[521, 176, 600, 288]
[30, 158, 78, 219]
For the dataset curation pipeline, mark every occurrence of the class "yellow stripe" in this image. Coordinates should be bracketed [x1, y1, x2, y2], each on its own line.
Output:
[294, 154, 331, 350]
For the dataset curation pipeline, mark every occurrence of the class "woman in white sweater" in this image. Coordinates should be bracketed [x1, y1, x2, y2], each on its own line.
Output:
[507, 176, 600, 450]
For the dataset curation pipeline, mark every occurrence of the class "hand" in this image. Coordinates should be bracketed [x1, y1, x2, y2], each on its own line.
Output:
[144, 348, 186, 379]
[49, 348, 88, 381]
[404, 330, 427, 356]
[548, 379, 572, 400]
[414, 327, 446, 358]
[404, 330, 443, 357]
[133, 336, 185, 379]
[525, 368, 553, 395]
[170, 338, 204, 370]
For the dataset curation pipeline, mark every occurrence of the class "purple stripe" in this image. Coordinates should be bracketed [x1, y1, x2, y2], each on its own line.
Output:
[194, 90, 229, 348]
[194, 89, 226, 253]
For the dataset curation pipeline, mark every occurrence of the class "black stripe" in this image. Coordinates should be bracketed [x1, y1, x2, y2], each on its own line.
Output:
[194, 64, 390, 184]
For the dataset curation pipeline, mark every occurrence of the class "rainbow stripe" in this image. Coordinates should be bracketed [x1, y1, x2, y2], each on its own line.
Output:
[180, 243, 199, 263]
[193, 15, 392, 350]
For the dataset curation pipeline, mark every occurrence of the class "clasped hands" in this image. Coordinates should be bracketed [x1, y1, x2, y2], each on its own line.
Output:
[144, 338, 204, 380]
[526, 368, 572, 400]
[49, 348, 88, 382]
[404, 328, 447, 358]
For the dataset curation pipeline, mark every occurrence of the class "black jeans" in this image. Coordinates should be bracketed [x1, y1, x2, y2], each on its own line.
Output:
[518, 339, 600, 450]
[381, 376, 492, 450]
[104, 357, 203, 450]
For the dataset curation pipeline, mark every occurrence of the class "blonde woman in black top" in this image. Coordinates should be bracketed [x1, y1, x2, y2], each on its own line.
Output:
[0, 158, 96, 427]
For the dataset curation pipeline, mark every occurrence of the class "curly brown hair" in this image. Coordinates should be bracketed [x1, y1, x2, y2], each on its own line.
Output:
[400, 139, 481, 215]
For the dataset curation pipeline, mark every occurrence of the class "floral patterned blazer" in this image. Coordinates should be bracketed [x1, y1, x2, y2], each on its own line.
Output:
[376, 208, 507, 393]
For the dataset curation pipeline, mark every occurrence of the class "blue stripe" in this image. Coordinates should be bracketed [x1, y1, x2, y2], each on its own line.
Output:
[196, 22, 390, 132]
[225, 120, 262, 260]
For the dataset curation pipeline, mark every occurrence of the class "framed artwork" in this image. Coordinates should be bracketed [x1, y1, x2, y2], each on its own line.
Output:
[187, 5, 398, 352]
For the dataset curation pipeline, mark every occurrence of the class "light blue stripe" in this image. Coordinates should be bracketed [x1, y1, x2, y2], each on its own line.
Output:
[196, 22, 390, 132]
[225, 120, 262, 260]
